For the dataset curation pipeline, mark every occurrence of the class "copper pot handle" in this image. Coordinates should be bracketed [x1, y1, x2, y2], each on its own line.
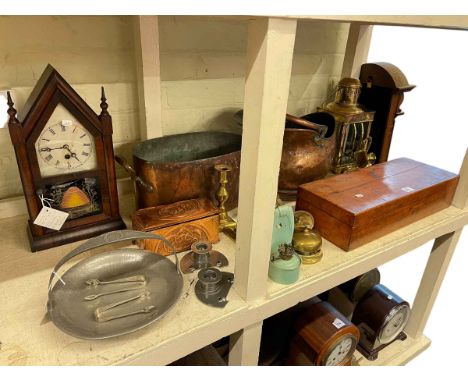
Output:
[286, 114, 328, 142]
[114, 155, 154, 193]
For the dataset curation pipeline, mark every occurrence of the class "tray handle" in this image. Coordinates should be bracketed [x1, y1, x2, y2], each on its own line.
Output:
[48, 230, 180, 291]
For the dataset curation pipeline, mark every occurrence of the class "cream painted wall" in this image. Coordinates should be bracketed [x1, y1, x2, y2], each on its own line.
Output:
[0, 16, 349, 200]
[0, 16, 139, 198]
[159, 16, 349, 135]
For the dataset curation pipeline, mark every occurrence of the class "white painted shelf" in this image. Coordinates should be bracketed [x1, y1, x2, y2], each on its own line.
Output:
[354, 335, 432, 366]
[0, 200, 464, 365]
[267, 206, 468, 301]
[0, 210, 245, 366]
[281, 16, 468, 30]
[0, 15, 467, 366]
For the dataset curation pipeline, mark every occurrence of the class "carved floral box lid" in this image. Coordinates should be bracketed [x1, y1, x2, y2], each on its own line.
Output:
[131, 198, 219, 231]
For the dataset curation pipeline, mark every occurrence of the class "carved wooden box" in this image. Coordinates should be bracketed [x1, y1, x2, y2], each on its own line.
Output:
[296, 158, 459, 251]
[131, 198, 219, 256]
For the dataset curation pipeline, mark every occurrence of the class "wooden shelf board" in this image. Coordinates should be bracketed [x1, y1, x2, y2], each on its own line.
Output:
[0, 200, 248, 366]
[208, 16, 468, 30]
[266, 206, 468, 307]
[354, 335, 431, 366]
[280, 16, 468, 30]
[0, 195, 462, 365]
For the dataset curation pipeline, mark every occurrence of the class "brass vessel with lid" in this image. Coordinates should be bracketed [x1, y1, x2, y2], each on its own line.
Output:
[292, 210, 323, 264]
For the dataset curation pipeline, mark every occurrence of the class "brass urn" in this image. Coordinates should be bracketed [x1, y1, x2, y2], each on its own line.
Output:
[292, 210, 323, 264]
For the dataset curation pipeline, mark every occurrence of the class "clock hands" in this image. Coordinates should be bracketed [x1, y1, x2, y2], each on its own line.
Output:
[39, 146, 65, 152]
[70, 152, 81, 163]
[40, 144, 81, 163]
[63, 145, 81, 163]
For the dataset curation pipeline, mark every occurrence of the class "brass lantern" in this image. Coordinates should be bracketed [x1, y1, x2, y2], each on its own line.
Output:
[319, 78, 376, 174]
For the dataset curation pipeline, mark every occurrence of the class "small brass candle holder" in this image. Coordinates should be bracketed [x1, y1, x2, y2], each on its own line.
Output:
[215, 164, 237, 238]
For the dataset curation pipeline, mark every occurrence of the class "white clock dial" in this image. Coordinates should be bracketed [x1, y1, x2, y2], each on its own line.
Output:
[35, 105, 97, 178]
[324, 335, 355, 366]
[379, 305, 410, 344]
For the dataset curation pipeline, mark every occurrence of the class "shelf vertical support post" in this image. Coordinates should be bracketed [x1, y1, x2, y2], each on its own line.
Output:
[234, 16, 297, 303]
[405, 230, 462, 338]
[341, 23, 373, 78]
[229, 17, 297, 365]
[133, 15, 163, 140]
[405, 148, 468, 338]
[229, 322, 264, 366]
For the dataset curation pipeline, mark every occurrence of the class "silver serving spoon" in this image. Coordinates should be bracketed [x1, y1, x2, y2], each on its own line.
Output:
[84, 287, 144, 301]
[94, 291, 150, 316]
[85, 275, 146, 286]
[96, 305, 157, 323]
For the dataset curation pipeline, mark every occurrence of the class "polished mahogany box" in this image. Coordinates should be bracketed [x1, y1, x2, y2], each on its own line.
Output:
[296, 158, 459, 251]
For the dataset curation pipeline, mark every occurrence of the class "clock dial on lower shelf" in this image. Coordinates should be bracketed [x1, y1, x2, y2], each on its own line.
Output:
[379, 305, 410, 344]
[324, 334, 357, 366]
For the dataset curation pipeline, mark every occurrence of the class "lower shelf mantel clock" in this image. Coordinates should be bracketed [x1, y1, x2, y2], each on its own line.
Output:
[6, 64, 126, 252]
[286, 298, 360, 366]
[352, 284, 411, 361]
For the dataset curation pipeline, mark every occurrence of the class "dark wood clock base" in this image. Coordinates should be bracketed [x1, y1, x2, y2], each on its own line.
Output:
[27, 217, 126, 252]
[357, 331, 407, 361]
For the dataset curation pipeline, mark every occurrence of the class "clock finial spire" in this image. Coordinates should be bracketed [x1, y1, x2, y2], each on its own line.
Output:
[6, 91, 19, 123]
[100, 86, 109, 116]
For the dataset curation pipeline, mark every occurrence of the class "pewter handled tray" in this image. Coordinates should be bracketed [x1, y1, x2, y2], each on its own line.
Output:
[47, 230, 183, 339]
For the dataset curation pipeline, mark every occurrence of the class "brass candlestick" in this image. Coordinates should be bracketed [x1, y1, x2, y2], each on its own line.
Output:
[215, 164, 237, 237]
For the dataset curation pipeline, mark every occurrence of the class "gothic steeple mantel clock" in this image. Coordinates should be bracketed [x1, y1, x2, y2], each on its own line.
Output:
[7, 64, 126, 252]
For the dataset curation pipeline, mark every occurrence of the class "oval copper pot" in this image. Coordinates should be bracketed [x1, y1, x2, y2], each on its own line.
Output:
[116, 131, 241, 210]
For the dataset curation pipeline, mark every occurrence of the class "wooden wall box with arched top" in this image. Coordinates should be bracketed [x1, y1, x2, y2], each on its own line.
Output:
[359, 62, 416, 163]
[7, 64, 125, 252]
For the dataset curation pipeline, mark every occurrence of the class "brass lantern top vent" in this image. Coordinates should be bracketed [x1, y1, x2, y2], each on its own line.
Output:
[325, 77, 364, 116]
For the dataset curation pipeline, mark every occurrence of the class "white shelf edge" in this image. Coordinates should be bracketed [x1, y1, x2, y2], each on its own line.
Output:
[120, 207, 467, 365]
[204, 16, 468, 30]
[266, 207, 468, 306]
[355, 335, 431, 366]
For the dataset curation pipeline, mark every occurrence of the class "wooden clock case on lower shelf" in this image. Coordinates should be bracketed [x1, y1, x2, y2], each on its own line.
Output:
[352, 284, 411, 361]
[286, 299, 360, 366]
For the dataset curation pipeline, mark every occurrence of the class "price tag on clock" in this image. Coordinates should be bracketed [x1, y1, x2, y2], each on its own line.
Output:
[332, 318, 346, 329]
[34, 207, 69, 231]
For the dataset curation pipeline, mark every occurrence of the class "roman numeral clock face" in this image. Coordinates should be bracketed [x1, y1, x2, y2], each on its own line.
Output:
[35, 105, 97, 178]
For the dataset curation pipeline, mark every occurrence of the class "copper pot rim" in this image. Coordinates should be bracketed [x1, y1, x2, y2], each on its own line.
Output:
[133, 131, 242, 166]
[284, 126, 335, 141]
[135, 150, 241, 169]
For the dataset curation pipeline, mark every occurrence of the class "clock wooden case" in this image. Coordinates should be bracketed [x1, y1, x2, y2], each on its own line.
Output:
[286, 298, 360, 366]
[352, 284, 410, 360]
[7, 64, 126, 252]
[325, 269, 381, 319]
